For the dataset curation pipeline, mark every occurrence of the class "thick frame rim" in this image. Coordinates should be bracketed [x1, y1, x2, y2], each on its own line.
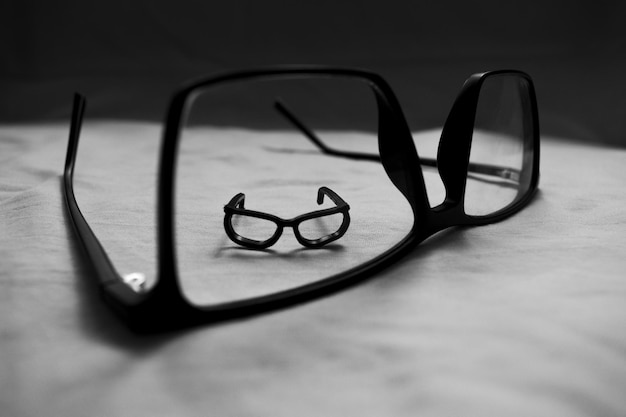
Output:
[63, 67, 540, 332]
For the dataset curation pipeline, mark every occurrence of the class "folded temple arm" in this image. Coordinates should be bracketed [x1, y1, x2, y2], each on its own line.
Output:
[274, 100, 520, 184]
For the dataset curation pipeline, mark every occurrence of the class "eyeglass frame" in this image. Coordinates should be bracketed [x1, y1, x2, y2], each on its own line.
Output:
[63, 67, 540, 333]
[224, 186, 351, 250]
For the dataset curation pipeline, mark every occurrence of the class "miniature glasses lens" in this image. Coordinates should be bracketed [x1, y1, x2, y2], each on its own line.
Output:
[230, 214, 278, 243]
[298, 213, 346, 241]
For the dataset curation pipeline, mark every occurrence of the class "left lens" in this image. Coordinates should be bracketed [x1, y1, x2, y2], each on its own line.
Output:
[174, 73, 415, 305]
[229, 213, 278, 243]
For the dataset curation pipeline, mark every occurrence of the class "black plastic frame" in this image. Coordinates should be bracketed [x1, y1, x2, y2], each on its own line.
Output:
[63, 67, 540, 332]
[224, 186, 351, 249]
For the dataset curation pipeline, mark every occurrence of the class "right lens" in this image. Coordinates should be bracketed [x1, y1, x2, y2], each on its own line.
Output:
[464, 74, 535, 216]
[298, 212, 346, 241]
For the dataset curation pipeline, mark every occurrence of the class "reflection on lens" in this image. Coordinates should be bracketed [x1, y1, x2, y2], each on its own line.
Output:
[230, 214, 278, 242]
[174, 75, 414, 305]
[298, 213, 345, 241]
[465, 74, 533, 216]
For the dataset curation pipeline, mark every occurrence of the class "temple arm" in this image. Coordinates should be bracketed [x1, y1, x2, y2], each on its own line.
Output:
[274, 100, 520, 183]
[317, 186, 349, 209]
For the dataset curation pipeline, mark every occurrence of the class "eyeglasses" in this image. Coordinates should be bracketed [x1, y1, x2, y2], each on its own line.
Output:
[63, 67, 540, 332]
[224, 186, 351, 249]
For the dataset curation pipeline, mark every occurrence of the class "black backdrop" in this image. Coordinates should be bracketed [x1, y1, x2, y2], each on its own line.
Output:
[2, 0, 625, 146]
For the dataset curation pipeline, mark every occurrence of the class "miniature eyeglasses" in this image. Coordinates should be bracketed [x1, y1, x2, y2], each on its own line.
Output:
[224, 186, 350, 249]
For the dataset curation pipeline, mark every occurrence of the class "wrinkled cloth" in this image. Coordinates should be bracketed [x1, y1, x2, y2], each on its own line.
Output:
[2, 123, 626, 417]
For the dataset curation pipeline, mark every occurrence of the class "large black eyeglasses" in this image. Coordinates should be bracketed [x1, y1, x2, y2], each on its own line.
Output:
[63, 67, 540, 332]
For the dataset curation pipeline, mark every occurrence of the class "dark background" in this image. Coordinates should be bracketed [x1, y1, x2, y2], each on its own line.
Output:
[2, 1, 625, 146]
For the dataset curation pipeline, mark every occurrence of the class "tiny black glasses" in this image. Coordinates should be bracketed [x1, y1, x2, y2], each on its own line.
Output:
[63, 67, 540, 332]
[224, 186, 350, 249]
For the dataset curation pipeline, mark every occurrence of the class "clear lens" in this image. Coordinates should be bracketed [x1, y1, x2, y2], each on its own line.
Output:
[464, 74, 534, 216]
[175, 75, 415, 305]
[298, 212, 346, 241]
[229, 214, 278, 243]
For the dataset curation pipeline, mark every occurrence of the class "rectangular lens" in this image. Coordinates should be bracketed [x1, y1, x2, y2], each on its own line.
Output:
[465, 74, 535, 216]
[174, 75, 415, 305]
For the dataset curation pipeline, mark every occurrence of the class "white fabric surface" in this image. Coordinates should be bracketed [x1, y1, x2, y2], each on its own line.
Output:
[2, 122, 626, 417]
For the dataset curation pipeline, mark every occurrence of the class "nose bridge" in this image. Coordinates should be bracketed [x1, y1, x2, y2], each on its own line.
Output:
[274, 216, 305, 245]
[278, 216, 301, 229]
[281, 224, 299, 240]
